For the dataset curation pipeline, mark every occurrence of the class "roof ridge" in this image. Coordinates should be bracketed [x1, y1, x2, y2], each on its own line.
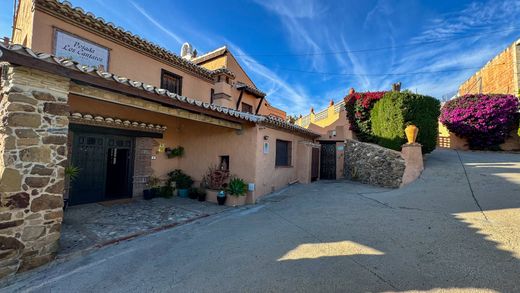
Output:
[36, 0, 216, 81]
[0, 43, 318, 138]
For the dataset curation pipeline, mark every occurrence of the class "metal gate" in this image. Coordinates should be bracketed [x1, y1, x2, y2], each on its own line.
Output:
[70, 132, 134, 205]
[320, 143, 336, 180]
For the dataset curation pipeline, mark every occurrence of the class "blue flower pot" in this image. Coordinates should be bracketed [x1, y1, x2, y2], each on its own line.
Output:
[178, 188, 189, 198]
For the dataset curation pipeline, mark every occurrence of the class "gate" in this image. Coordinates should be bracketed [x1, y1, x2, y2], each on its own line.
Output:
[311, 147, 319, 181]
[70, 132, 134, 205]
[320, 143, 336, 180]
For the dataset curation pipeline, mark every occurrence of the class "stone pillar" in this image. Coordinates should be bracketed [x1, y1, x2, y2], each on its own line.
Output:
[400, 143, 423, 187]
[0, 65, 70, 277]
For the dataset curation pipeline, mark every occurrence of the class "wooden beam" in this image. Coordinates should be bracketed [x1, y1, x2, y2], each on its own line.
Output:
[255, 96, 265, 115]
[235, 89, 244, 110]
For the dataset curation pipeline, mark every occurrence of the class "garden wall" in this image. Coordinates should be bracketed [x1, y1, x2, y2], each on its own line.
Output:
[344, 139, 423, 188]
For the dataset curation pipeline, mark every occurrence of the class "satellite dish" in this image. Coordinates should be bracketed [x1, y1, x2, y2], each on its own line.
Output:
[181, 42, 193, 60]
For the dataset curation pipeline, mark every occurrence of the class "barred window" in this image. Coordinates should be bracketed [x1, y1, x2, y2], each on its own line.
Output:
[275, 140, 292, 167]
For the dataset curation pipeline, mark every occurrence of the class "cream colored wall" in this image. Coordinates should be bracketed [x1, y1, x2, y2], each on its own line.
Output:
[175, 121, 258, 187]
[12, 0, 34, 46]
[254, 126, 314, 199]
[226, 53, 256, 87]
[29, 10, 214, 102]
[68, 94, 182, 177]
[198, 56, 228, 70]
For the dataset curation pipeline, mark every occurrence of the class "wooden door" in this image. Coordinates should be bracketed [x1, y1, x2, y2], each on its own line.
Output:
[320, 143, 336, 180]
[311, 147, 319, 181]
[70, 134, 107, 205]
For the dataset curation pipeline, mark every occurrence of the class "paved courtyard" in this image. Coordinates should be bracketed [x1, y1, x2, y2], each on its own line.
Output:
[2, 149, 520, 292]
[60, 197, 230, 256]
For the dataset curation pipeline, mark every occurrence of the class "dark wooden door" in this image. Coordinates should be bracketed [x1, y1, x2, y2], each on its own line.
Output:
[70, 134, 107, 205]
[320, 143, 336, 180]
[70, 133, 134, 205]
[311, 147, 319, 181]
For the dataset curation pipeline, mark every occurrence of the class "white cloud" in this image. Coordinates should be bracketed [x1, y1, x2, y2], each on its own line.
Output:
[228, 42, 314, 115]
[129, 1, 184, 45]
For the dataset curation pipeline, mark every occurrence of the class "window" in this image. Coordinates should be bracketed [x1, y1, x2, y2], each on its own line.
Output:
[275, 140, 292, 167]
[242, 102, 253, 114]
[161, 70, 182, 95]
[219, 155, 229, 171]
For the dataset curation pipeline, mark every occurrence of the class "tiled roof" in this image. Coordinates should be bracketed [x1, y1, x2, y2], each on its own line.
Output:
[35, 0, 232, 82]
[191, 46, 228, 65]
[0, 44, 319, 138]
[236, 82, 266, 98]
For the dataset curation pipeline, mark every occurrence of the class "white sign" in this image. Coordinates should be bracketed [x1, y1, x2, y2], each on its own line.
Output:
[54, 30, 109, 70]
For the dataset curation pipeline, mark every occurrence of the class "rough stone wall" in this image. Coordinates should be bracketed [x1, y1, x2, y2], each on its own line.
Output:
[133, 137, 153, 197]
[0, 65, 70, 277]
[458, 42, 517, 95]
[344, 139, 405, 188]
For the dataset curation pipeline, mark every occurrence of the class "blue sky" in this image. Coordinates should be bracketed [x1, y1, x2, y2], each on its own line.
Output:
[1, 0, 519, 115]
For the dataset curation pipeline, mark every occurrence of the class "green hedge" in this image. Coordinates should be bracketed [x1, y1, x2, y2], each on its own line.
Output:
[370, 91, 440, 153]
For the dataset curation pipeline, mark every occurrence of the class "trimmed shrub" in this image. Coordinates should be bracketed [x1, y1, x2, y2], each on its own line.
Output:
[344, 91, 386, 142]
[440, 94, 520, 149]
[371, 91, 440, 153]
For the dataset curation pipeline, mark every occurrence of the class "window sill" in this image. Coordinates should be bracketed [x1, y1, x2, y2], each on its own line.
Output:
[275, 165, 293, 169]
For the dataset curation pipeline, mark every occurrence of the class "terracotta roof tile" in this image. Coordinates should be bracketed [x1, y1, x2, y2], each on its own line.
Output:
[0, 44, 318, 138]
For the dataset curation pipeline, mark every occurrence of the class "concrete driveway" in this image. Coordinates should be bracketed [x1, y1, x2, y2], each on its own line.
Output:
[2, 149, 520, 292]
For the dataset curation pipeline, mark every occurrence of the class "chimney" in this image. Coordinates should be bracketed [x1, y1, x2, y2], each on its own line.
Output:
[310, 107, 314, 114]
[392, 82, 401, 92]
[329, 99, 334, 107]
[349, 88, 355, 95]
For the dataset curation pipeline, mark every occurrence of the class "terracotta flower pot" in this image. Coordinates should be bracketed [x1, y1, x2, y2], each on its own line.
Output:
[405, 124, 419, 144]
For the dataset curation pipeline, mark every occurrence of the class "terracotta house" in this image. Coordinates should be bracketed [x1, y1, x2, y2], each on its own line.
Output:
[0, 0, 320, 277]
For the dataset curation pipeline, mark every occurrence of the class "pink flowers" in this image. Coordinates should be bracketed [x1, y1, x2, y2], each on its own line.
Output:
[440, 94, 520, 149]
[344, 91, 386, 141]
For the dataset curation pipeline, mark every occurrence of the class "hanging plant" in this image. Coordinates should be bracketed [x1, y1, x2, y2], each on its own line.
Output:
[165, 146, 184, 158]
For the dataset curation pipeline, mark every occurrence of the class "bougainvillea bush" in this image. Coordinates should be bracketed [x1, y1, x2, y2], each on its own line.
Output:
[440, 94, 520, 149]
[344, 91, 386, 142]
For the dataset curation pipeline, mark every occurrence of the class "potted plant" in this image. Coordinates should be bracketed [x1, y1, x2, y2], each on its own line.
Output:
[216, 185, 227, 206]
[167, 169, 193, 198]
[226, 177, 248, 206]
[165, 146, 184, 159]
[63, 164, 80, 209]
[197, 187, 207, 202]
[144, 176, 162, 200]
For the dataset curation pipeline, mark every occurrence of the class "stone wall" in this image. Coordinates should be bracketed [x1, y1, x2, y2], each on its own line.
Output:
[0, 65, 70, 278]
[344, 139, 406, 188]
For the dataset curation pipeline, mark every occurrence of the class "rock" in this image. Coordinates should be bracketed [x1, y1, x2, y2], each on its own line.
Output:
[25, 177, 50, 188]
[32, 91, 55, 101]
[17, 138, 40, 146]
[0, 220, 24, 229]
[19, 147, 51, 163]
[0, 213, 11, 221]
[8, 93, 38, 105]
[0, 236, 25, 251]
[42, 135, 67, 145]
[44, 210, 63, 221]
[21, 226, 46, 241]
[15, 129, 38, 138]
[43, 103, 69, 116]
[44, 180, 64, 195]
[30, 165, 54, 176]
[6, 103, 36, 112]
[56, 146, 66, 156]
[30, 194, 63, 212]
[5, 192, 30, 209]
[0, 168, 22, 192]
[5, 113, 41, 128]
